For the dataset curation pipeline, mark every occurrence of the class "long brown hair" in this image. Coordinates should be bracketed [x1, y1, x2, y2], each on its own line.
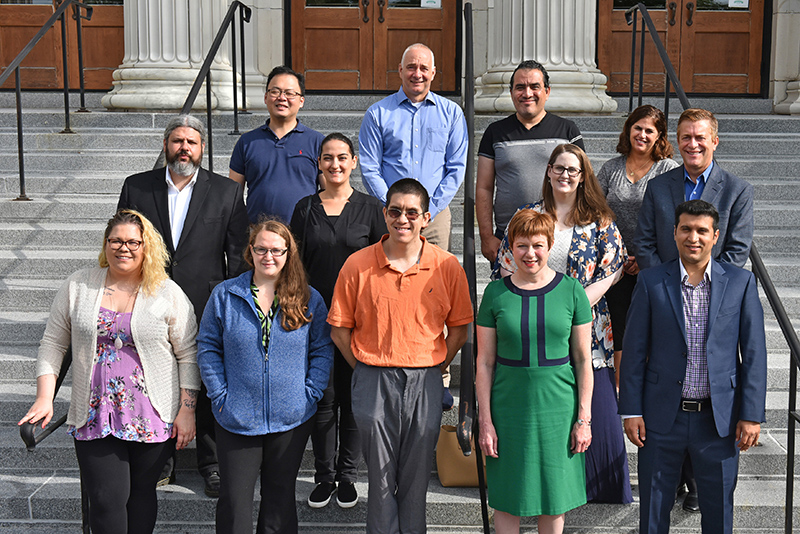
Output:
[616, 104, 674, 160]
[98, 209, 169, 296]
[244, 217, 311, 331]
[541, 144, 615, 228]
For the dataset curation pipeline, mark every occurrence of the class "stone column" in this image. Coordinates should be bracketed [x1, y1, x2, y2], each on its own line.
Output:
[474, 0, 616, 113]
[772, 0, 800, 115]
[102, 0, 238, 110]
[236, 0, 285, 110]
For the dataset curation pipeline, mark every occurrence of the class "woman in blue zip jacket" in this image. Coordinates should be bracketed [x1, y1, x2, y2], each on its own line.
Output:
[197, 217, 333, 534]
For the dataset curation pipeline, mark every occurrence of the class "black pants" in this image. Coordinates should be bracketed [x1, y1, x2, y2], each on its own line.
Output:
[215, 419, 313, 534]
[310, 348, 361, 484]
[74, 436, 174, 534]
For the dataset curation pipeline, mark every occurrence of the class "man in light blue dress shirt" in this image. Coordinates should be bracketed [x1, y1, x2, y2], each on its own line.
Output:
[358, 43, 468, 253]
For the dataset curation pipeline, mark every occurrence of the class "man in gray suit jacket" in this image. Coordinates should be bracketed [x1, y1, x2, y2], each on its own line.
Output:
[634, 108, 753, 270]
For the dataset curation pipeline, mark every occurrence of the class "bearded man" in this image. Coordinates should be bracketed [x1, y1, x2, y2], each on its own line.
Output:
[117, 114, 249, 497]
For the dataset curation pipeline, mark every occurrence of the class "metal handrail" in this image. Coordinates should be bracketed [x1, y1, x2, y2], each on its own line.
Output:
[624, 3, 690, 122]
[2, 0, 93, 201]
[625, 5, 800, 533]
[152, 1, 252, 173]
[749, 244, 800, 534]
[458, 3, 490, 534]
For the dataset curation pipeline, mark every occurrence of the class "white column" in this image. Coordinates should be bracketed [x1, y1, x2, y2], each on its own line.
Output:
[772, 0, 800, 115]
[236, 0, 285, 110]
[474, 0, 616, 113]
[102, 0, 238, 110]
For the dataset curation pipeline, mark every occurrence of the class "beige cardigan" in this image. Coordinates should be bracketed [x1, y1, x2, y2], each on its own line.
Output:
[36, 267, 200, 428]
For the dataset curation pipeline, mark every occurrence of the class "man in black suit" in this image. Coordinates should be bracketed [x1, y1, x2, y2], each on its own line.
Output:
[118, 114, 249, 497]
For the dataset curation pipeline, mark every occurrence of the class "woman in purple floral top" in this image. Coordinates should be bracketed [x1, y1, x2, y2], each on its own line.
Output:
[492, 144, 633, 505]
[19, 210, 200, 534]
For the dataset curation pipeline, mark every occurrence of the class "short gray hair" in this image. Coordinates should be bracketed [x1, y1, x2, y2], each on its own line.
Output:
[163, 115, 206, 144]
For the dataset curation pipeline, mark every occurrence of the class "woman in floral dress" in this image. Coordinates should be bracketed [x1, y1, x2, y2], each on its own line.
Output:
[493, 144, 633, 504]
[19, 210, 199, 534]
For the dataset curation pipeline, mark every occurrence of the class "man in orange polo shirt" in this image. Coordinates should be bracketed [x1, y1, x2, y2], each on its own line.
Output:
[328, 178, 473, 534]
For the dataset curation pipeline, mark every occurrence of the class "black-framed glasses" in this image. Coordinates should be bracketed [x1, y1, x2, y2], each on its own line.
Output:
[266, 88, 301, 101]
[107, 238, 142, 251]
[386, 208, 422, 221]
[549, 164, 582, 177]
[251, 246, 288, 257]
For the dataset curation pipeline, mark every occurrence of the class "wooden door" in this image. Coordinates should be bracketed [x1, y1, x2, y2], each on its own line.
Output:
[597, 0, 764, 95]
[0, 3, 64, 89]
[291, 0, 458, 92]
[0, 1, 123, 91]
[66, 4, 124, 91]
[678, 1, 763, 93]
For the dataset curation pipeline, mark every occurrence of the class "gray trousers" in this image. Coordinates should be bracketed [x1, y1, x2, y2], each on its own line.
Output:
[351, 363, 443, 534]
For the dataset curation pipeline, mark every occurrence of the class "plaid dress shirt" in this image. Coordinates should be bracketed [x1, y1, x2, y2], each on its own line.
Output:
[681, 270, 711, 399]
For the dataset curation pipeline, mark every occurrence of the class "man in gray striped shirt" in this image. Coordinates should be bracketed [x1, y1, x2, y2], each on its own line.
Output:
[476, 59, 583, 263]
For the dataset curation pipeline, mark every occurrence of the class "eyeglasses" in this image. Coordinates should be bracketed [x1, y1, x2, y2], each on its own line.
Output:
[107, 238, 142, 251]
[549, 164, 582, 177]
[386, 208, 422, 221]
[266, 88, 301, 101]
[251, 246, 288, 257]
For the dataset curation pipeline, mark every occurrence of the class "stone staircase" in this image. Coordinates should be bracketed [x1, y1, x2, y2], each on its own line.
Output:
[1, 92, 799, 533]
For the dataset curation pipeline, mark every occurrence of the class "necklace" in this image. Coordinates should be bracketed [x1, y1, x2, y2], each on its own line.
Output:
[105, 284, 137, 350]
[627, 158, 652, 177]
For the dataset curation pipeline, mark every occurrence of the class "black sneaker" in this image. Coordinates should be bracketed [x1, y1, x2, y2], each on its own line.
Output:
[336, 481, 358, 509]
[204, 471, 220, 498]
[308, 482, 336, 508]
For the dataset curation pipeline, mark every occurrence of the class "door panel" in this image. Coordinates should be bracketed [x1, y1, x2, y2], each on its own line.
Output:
[0, 2, 123, 90]
[597, 0, 764, 95]
[291, 1, 373, 90]
[292, 0, 457, 91]
[598, 3, 678, 94]
[678, 1, 763, 94]
[66, 5, 123, 91]
[377, 2, 455, 91]
[0, 5, 63, 89]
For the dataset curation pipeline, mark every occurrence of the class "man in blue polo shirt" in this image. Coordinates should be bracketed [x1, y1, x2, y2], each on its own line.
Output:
[229, 65, 324, 223]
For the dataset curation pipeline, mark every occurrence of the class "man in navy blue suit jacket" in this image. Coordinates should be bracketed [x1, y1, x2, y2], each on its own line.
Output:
[634, 108, 753, 270]
[620, 200, 767, 534]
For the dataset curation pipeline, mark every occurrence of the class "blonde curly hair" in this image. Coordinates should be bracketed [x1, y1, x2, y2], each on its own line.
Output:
[98, 210, 169, 296]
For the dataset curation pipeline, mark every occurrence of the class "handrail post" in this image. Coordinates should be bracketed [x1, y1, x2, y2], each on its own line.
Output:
[73, 3, 89, 112]
[59, 8, 73, 134]
[206, 71, 214, 174]
[239, 3, 249, 114]
[13, 67, 31, 202]
[628, 9, 637, 113]
[787, 361, 796, 534]
[229, 9, 240, 136]
[664, 74, 671, 124]
[638, 21, 646, 108]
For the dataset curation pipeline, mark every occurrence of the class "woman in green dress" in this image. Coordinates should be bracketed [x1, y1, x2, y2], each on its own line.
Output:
[476, 209, 594, 534]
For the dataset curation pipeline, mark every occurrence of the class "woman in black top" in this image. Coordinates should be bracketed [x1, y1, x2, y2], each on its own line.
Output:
[290, 132, 386, 510]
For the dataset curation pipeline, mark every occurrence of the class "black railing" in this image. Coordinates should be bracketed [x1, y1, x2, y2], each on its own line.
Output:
[457, 3, 490, 534]
[625, 5, 800, 533]
[750, 245, 800, 534]
[0, 0, 93, 201]
[153, 1, 252, 172]
[625, 3, 690, 122]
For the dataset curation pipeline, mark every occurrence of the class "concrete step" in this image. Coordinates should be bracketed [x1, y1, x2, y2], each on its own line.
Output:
[0, 467, 795, 531]
[3, 129, 799, 159]
[0, 222, 105, 249]
[0, 251, 95, 279]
